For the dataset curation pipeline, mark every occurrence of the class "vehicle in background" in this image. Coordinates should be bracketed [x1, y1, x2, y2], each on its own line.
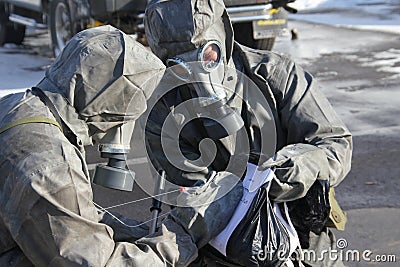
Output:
[0, 0, 147, 57]
[0, 0, 296, 57]
[0, 0, 90, 56]
[227, 0, 297, 51]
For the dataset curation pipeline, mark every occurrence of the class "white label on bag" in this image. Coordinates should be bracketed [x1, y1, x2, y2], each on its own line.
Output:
[209, 163, 274, 256]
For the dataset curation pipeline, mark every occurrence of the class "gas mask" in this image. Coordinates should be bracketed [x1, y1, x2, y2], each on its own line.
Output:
[92, 121, 136, 191]
[166, 40, 244, 139]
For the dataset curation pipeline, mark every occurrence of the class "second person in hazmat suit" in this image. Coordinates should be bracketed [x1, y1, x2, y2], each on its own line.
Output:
[143, 0, 353, 266]
[0, 25, 243, 266]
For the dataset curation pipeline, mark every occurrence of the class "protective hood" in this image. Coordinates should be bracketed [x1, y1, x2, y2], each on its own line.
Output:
[144, 0, 234, 64]
[35, 25, 165, 143]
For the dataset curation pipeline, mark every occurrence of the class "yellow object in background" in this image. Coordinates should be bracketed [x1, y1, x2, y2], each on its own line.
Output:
[327, 188, 348, 231]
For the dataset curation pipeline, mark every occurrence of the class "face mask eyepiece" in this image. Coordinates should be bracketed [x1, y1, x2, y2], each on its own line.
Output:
[166, 40, 223, 81]
[198, 41, 222, 72]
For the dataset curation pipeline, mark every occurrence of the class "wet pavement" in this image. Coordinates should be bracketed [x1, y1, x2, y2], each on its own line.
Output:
[274, 20, 400, 266]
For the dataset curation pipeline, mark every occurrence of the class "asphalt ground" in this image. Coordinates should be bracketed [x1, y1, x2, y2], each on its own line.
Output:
[275, 20, 399, 266]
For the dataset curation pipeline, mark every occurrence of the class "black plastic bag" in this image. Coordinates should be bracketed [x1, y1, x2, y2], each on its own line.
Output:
[206, 183, 291, 267]
[288, 180, 331, 249]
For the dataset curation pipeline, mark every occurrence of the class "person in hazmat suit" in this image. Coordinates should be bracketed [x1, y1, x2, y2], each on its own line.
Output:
[143, 0, 353, 266]
[0, 25, 243, 266]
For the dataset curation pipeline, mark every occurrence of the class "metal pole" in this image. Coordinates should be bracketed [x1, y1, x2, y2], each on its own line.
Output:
[149, 170, 166, 234]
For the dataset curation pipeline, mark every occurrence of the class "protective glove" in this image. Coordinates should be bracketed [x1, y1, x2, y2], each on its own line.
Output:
[287, 179, 331, 248]
[98, 210, 150, 242]
[169, 171, 243, 248]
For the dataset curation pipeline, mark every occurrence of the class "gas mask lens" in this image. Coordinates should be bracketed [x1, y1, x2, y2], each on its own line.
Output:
[166, 40, 222, 81]
[199, 41, 222, 71]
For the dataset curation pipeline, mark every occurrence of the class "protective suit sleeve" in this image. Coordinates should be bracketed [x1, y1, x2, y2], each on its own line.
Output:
[259, 56, 353, 202]
[0, 136, 198, 267]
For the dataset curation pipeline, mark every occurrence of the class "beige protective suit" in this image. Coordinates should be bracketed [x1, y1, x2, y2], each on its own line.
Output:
[144, 0, 353, 266]
[0, 25, 243, 266]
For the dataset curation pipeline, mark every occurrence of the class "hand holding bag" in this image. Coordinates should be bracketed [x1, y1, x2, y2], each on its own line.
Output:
[288, 179, 347, 249]
[208, 164, 297, 267]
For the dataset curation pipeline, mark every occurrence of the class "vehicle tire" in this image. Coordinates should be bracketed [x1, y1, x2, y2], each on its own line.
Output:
[252, 37, 275, 51]
[0, 3, 26, 46]
[5, 23, 25, 45]
[49, 0, 73, 57]
[0, 3, 9, 46]
[0, 21, 7, 46]
[233, 22, 276, 51]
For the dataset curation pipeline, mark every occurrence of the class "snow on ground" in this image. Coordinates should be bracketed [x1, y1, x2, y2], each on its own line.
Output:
[363, 48, 400, 79]
[0, 0, 399, 97]
[290, 0, 400, 34]
[287, 0, 400, 82]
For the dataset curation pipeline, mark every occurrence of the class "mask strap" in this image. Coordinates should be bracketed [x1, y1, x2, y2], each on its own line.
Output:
[0, 116, 62, 135]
